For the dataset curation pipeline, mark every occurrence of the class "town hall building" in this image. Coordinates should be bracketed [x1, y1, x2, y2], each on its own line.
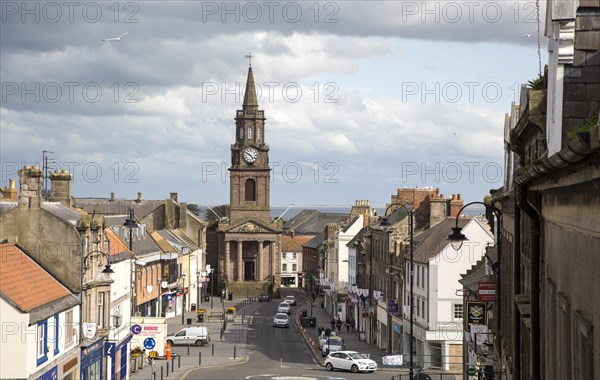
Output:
[211, 65, 283, 297]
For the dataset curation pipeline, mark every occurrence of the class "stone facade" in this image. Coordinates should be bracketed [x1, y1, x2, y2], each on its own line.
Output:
[216, 67, 282, 295]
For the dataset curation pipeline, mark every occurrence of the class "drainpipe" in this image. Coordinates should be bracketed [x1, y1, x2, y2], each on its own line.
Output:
[516, 184, 541, 380]
[513, 198, 522, 380]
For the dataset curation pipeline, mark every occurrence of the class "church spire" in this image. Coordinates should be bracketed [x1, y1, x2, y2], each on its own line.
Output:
[243, 66, 258, 111]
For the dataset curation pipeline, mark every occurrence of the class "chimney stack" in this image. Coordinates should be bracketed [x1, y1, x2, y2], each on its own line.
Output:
[1, 179, 18, 201]
[18, 166, 43, 208]
[448, 194, 464, 218]
[429, 193, 447, 227]
[49, 170, 73, 207]
[179, 202, 188, 230]
[170, 192, 178, 202]
[136, 192, 143, 202]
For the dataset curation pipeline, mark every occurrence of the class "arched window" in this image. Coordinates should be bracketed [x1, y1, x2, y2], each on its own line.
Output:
[245, 179, 256, 201]
[257, 128, 261, 142]
[248, 127, 253, 139]
[239, 128, 244, 139]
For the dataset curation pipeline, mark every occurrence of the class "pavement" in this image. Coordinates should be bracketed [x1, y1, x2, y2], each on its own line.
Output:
[130, 295, 262, 380]
[130, 291, 458, 379]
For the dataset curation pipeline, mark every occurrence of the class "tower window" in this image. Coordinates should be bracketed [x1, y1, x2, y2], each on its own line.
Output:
[257, 128, 261, 142]
[239, 128, 244, 139]
[248, 127, 253, 139]
[245, 179, 256, 201]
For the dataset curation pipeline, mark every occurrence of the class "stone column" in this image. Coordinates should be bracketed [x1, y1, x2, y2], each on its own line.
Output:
[237, 240, 243, 281]
[258, 241, 264, 281]
[224, 240, 230, 281]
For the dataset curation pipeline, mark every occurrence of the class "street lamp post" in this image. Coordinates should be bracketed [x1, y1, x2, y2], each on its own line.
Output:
[181, 272, 187, 325]
[379, 203, 414, 380]
[447, 201, 502, 357]
[79, 246, 115, 344]
[210, 269, 214, 309]
[124, 207, 138, 317]
[158, 277, 162, 317]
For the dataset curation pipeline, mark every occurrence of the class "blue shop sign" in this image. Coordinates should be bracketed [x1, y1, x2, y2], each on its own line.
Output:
[36, 365, 57, 380]
[81, 338, 104, 369]
[393, 323, 402, 334]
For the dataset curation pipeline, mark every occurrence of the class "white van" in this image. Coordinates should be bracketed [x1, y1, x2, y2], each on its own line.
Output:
[166, 326, 210, 346]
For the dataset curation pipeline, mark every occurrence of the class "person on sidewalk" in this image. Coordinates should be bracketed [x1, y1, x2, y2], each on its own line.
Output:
[345, 317, 350, 332]
[330, 318, 336, 330]
[350, 317, 355, 332]
[311, 292, 316, 302]
[336, 317, 342, 332]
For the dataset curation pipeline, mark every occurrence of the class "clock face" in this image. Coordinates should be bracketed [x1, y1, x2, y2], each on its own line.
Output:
[243, 148, 258, 163]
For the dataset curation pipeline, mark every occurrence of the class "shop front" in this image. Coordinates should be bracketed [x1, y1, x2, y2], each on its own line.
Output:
[80, 338, 104, 379]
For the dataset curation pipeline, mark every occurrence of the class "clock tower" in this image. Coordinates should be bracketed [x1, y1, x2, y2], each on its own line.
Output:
[216, 64, 282, 296]
[228, 65, 271, 225]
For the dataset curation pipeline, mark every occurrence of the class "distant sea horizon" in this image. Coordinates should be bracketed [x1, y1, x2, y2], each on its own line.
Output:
[198, 205, 486, 222]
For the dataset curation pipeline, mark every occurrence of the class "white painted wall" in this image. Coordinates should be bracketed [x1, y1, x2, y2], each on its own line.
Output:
[336, 215, 363, 290]
[0, 298, 80, 379]
[109, 259, 132, 343]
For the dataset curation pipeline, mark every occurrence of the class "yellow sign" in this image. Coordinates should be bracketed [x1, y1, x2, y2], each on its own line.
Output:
[149, 351, 158, 358]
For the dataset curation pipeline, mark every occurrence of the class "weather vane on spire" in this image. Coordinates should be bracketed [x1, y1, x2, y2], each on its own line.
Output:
[244, 52, 253, 67]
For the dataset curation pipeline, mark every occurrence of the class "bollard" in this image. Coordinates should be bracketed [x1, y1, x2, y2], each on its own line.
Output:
[171, 357, 175, 371]
[151, 371, 155, 380]
[178, 354, 181, 368]
[166, 362, 169, 377]
[160, 366, 164, 380]
[212, 343, 215, 356]
[187, 345, 190, 356]
[234, 345, 237, 359]
[199, 351, 202, 365]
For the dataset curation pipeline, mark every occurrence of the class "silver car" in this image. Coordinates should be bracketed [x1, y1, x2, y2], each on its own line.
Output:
[284, 295, 297, 306]
[277, 301, 291, 314]
[273, 313, 289, 328]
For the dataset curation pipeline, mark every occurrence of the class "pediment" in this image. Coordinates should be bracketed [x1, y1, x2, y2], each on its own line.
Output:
[225, 220, 277, 234]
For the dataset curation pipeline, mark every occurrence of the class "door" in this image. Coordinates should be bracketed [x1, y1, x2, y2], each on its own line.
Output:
[244, 261, 255, 281]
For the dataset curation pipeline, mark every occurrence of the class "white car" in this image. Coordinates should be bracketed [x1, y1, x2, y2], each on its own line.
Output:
[320, 336, 345, 356]
[273, 313, 289, 328]
[284, 295, 297, 306]
[277, 301, 291, 314]
[325, 351, 377, 373]
[318, 330, 338, 350]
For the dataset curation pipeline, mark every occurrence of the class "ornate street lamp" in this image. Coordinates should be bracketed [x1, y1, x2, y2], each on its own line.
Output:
[124, 207, 138, 316]
[379, 203, 414, 380]
[181, 272, 187, 325]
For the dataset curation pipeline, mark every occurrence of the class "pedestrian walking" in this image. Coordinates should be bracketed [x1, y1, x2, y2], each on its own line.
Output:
[350, 317, 355, 332]
[345, 317, 350, 332]
[312, 292, 316, 302]
[336, 317, 342, 332]
[330, 318, 336, 330]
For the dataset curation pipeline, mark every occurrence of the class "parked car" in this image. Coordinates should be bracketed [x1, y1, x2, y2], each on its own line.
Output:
[284, 295, 297, 306]
[273, 313, 290, 328]
[324, 351, 377, 373]
[277, 301, 291, 314]
[320, 336, 345, 356]
[166, 326, 210, 346]
[259, 293, 271, 302]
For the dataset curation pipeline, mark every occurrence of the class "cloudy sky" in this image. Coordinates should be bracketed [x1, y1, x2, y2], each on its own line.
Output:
[1, 1, 546, 209]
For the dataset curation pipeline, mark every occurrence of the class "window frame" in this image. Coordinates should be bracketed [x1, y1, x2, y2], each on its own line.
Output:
[453, 303, 464, 320]
[36, 320, 48, 366]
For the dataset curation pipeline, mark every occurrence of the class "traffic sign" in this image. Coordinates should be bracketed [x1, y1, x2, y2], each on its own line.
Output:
[144, 337, 156, 350]
[131, 324, 142, 334]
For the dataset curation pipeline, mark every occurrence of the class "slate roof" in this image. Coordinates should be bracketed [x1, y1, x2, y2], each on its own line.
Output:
[303, 233, 326, 249]
[73, 198, 164, 219]
[0, 243, 79, 322]
[41, 202, 83, 226]
[412, 217, 477, 263]
[0, 201, 17, 215]
[170, 229, 200, 251]
[150, 231, 177, 253]
[110, 224, 161, 256]
[283, 210, 349, 235]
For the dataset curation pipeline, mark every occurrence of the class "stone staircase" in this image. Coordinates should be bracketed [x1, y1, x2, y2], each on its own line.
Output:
[224, 281, 272, 298]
